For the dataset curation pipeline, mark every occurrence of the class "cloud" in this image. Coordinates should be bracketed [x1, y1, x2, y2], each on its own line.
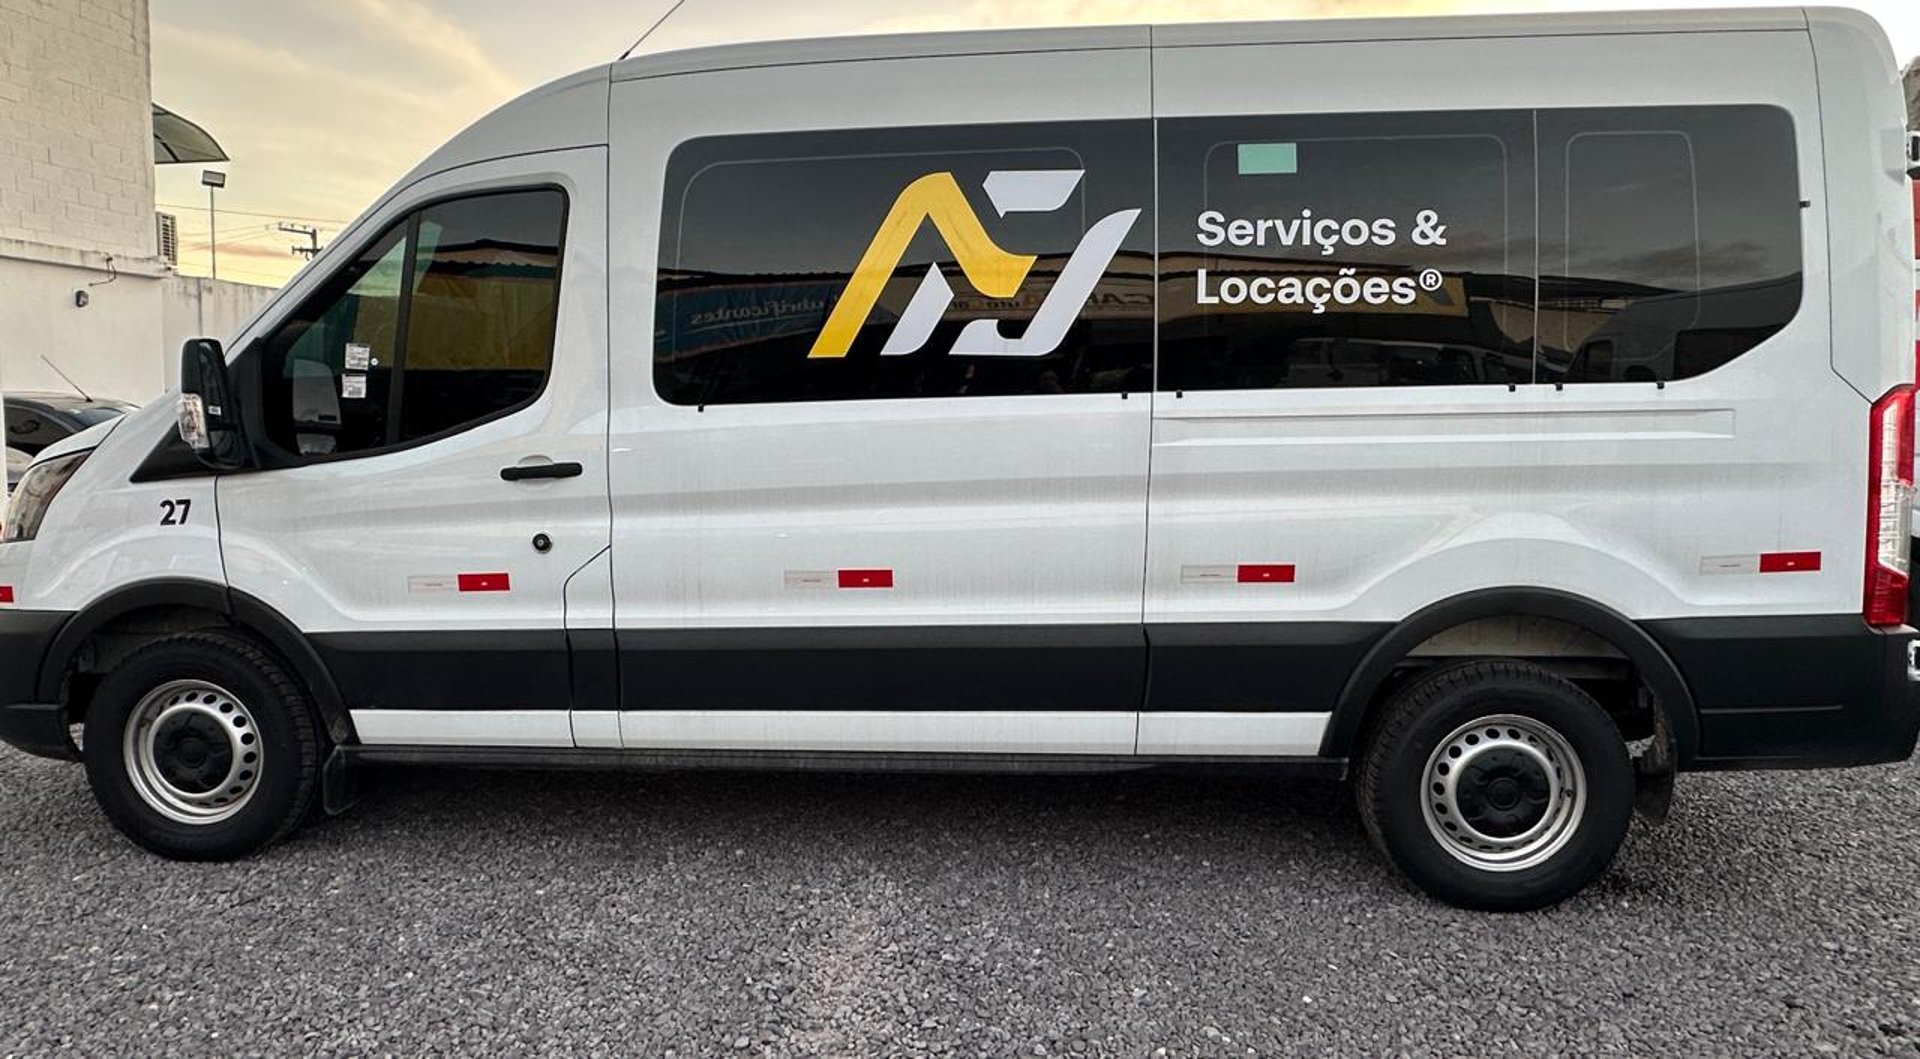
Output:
[325, 0, 521, 103]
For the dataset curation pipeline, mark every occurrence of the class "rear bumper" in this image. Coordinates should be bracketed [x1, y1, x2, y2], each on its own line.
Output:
[0, 608, 77, 761]
[1646, 615, 1920, 770]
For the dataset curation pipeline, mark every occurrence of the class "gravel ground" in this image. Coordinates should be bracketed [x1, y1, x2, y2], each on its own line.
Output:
[1, 747, 1917, 1057]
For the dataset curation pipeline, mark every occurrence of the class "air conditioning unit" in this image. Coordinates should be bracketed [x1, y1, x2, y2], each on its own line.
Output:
[155, 212, 178, 266]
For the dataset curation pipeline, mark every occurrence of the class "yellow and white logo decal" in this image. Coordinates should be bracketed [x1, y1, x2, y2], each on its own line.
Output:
[809, 169, 1140, 359]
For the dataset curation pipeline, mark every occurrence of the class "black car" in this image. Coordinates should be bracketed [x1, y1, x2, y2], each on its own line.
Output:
[4, 391, 137, 460]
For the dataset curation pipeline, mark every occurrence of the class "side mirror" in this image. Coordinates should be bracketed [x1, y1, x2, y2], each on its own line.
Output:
[1909, 132, 1920, 179]
[177, 338, 246, 469]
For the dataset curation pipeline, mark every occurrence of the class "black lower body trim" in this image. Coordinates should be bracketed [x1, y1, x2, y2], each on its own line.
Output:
[0, 608, 76, 760]
[1644, 614, 1920, 769]
[1148, 622, 1386, 712]
[618, 625, 1146, 711]
[312, 629, 572, 712]
[0, 702, 78, 761]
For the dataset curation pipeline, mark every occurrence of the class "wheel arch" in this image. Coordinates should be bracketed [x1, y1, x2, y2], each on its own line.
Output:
[39, 578, 350, 744]
[1321, 587, 1699, 767]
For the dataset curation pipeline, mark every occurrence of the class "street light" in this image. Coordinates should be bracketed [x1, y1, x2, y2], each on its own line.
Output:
[200, 169, 226, 281]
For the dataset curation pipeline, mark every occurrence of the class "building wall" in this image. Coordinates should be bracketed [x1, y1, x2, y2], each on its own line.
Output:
[0, 0, 277, 408]
[0, 0, 155, 258]
[0, 238, 165, 401]
[0, 247, 270, 403]
[159, 274, 276, 390]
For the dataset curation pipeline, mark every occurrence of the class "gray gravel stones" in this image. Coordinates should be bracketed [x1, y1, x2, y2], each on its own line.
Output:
[1, 747, 1916, 1056]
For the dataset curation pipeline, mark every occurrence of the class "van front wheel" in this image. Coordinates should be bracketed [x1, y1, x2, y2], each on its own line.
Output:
[1356, 660, 1634, 911]
[83, 631, 320, 860]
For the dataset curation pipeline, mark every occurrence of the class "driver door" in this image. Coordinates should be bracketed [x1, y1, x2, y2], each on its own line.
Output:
[215, 148, 610, 747]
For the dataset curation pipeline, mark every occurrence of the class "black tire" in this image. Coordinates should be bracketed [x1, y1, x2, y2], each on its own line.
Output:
[1356, 659, 1633, 912]
[82, 631, 321, 861]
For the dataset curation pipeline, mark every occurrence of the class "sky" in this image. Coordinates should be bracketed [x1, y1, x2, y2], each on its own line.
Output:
[150, 0, 1920, 288]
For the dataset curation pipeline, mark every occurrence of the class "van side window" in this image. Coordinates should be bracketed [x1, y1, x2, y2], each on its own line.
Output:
[655, 122, 1154, 406]
[255, 187, 566, 460]
[259, 227, 406, 456]
[1158, 105, 1801, 391]
[397, 193, 566, 441]
[1539, 106, 1801, 383]
[1158, 111, 1537, 393]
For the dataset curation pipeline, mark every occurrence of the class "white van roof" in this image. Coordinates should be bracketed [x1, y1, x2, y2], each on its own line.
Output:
[389, 6, 1886, 242]
[609, 5, 1828, 82]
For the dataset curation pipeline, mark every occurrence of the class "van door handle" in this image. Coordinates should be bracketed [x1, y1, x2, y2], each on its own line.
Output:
[500, 461, 583, 482]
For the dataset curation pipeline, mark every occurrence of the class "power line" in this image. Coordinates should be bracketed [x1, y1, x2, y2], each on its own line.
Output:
[177, 227, 290, 253]
[156, 202, 354, 225]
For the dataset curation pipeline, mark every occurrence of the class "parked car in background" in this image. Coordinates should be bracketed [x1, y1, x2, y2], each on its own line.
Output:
[4, 392, 138, 458]
[5, 446, 30, 491]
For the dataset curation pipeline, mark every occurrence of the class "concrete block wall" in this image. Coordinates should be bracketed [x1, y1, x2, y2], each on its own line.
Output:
[0, 0, 155, 260]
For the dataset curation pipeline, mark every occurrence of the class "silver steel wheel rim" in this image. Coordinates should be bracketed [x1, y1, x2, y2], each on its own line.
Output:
[122, 680, 263, 825]
[1420, 713, 1586, 873]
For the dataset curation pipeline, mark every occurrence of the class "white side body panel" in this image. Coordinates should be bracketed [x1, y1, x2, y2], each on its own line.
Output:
[606, 47, 1160, 752]
[606, 48, 1152, 635]
[1147, 28, 1859, 641]
[218, 147, 611, 641]
[0, 407, 224, 612]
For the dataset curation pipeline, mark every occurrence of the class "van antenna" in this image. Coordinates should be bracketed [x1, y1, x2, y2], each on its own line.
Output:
[620, 0, 691, 61]
[39, 355, 92, 402]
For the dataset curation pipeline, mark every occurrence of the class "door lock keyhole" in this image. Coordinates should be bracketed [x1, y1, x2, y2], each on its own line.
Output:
[532, 533, 552, 554]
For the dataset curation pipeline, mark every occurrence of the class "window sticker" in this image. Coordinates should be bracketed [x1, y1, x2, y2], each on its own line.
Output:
[1236, 142, 1298, 176]
[340, 373, 367, 400]
[344, 342, 372, 371]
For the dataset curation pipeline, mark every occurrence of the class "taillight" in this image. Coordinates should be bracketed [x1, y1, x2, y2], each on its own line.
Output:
[1864, 383, 1915, 626]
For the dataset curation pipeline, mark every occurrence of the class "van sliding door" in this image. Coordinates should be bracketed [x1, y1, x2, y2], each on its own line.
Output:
[603, 45, 1156, 754]
[1145, 28, 1830, 759]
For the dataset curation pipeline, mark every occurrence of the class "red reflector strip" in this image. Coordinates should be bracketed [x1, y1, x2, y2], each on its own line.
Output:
[0, 586, 12, 604]
[1237, 564, 1296, 584]
[837, 568, 893, 589]
[1759, 551, 1821, 574]
[456, 572, 511, 593]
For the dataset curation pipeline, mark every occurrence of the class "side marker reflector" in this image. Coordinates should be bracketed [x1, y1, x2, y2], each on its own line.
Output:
[1758, 551, 1821, 574]
[0, 586, 12, 604]
[457, 572, 511, 593]
[838, 569, 894, 589]
[1237, 564, 1296, 584]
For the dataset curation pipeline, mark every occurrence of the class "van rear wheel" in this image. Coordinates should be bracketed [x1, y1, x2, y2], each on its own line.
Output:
[1356, 659, 1633, 911]
[83, 631, 320, 860]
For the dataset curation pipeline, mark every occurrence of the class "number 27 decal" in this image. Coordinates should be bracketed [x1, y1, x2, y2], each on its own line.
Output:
[159, 498, 192, 526]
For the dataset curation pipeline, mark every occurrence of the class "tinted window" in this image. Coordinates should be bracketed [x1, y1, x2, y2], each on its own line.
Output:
[1159, 111, 1536, 392]
[259, 227, 406, 456]
[396, 193, 564, 441]
[1539, 106, 1801, 382]
[255, 188, 565, 460]
[656, 122, 1153, 405]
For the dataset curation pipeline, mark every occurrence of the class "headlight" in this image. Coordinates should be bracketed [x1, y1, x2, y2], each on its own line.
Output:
[4, 451, 89, 542]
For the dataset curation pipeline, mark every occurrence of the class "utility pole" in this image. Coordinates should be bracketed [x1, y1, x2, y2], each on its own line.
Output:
[279, 223, 321, 259]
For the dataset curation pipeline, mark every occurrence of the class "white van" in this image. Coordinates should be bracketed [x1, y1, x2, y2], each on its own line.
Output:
[2, 7, 1915, 910]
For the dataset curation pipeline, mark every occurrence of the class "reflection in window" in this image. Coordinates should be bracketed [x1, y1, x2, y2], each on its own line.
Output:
[655, 122, 1154, 405]
[254, 188, 566, 460]
[1157, 111, 1537, 392]
[398, 193, 565, 441]
[1539, 106, 1801, 383]
[260, 227, 405, 456]
[1158, 105, 1801, 391]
